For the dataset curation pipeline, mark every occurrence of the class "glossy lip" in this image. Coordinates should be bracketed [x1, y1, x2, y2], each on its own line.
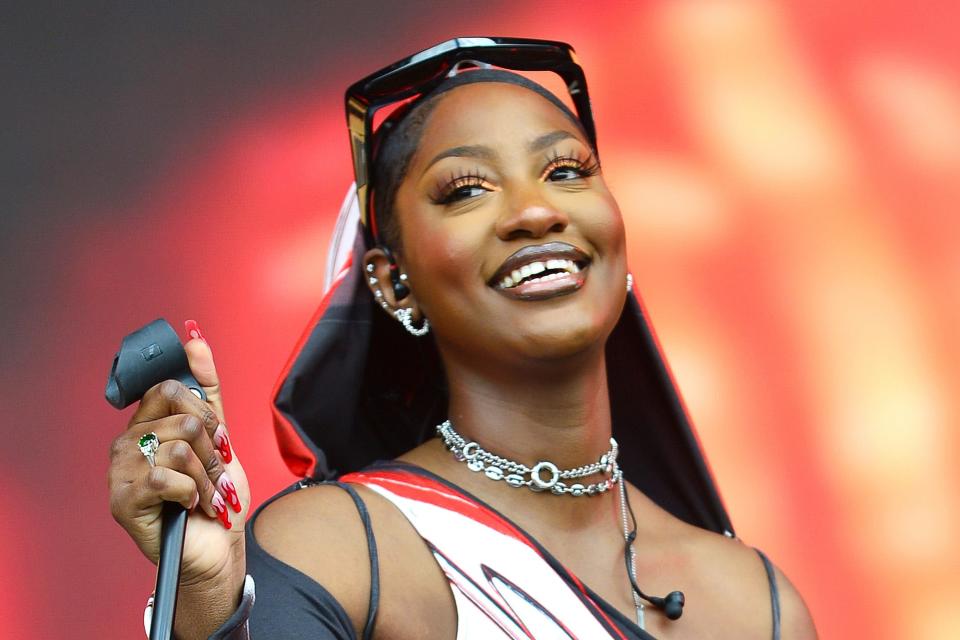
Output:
[486, 241, 591, 287]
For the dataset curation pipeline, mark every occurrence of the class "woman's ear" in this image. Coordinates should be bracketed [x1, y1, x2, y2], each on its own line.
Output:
[362, 247, 425, 322]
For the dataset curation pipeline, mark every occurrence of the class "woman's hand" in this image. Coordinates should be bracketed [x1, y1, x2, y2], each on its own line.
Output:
[108, 320, 249, 638]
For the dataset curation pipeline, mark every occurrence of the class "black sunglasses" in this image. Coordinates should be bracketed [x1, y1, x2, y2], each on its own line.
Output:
[344, 36, 598, 247]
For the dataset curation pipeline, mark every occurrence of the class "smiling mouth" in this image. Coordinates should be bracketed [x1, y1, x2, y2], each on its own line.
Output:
[488, 242, 591, 301]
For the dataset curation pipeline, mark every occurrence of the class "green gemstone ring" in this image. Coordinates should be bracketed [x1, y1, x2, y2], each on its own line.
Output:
[138, 432, 160, 467]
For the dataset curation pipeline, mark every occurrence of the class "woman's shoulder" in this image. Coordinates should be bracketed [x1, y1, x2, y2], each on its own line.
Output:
[251, 479, 456, 640]
[251, 482, 382, 633]
[253, 481, 382, 570]
[663, 513, 818, 639]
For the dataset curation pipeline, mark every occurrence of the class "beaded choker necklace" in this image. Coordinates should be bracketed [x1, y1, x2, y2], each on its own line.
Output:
[435, 419, 621, 497]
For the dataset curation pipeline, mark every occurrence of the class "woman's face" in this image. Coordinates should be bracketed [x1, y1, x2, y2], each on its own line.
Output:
[387, 81, 628, 368]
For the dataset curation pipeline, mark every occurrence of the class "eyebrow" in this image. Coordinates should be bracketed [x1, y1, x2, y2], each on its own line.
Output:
[423, 130, 580, 172]
[425, 145, 496, 171]
[527, 130, 576, 153]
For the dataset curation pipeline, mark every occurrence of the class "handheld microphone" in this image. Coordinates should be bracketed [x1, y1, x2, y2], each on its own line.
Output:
[105, 318, 206, 640]
[105, 318, 206, 408]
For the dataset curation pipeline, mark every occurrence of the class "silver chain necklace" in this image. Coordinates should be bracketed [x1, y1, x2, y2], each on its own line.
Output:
[619, 479, 646, 628]
[436, 419, 621, 496]
[435, 419, 646, 629]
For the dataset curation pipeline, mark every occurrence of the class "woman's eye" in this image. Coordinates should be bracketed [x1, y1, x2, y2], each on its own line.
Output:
[447, 184, 488, 202]
[437, 183, 488, 205]
[547, 166, 585, 181]
[433, 172, 491, 205]
[542, 152, 600, 182]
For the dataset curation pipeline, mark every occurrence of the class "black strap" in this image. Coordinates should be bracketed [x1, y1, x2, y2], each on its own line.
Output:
[754, 548, 781, 640]
[335, 482, 380, 640]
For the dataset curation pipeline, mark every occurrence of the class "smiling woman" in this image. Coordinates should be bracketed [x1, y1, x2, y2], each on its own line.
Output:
[107, 38, 817, 640]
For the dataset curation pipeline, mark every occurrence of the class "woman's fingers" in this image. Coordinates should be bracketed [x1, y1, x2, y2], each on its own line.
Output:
[130, 379, 221, 441]
[121, 465, 230, 531]
[154, 441, 236, 526]
[154, 439, 218, 517]
[136, 465, 200, 514]
[183, 320, 225, 419]
[129, 413, 242, 514]
[182, 320, 234, 462]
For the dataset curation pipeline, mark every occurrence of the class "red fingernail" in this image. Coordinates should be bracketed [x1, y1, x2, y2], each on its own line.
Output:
[214, 424, 233, 464]
[218, 474, 242, 514]
[212, 491, 232, 529]
[184, 319, 206, 343]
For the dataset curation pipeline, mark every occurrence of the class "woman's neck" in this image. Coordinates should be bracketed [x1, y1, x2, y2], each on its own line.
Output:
[443, 347, 613, 472]
[401, 345, 622, 534]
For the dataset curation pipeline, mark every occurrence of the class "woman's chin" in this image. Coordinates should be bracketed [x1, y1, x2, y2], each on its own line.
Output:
[502, 314, 612, 363]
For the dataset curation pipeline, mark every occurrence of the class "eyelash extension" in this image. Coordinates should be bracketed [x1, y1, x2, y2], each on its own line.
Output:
[430, 169, 489, 204]
[541, 149, 601, 180]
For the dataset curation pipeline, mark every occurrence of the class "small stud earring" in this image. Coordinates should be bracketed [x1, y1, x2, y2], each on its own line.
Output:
[626, 273, 633, 292]
[366, 263, 375, 273]
[373, 289, 390, 311]
[392, 272, 410, 300]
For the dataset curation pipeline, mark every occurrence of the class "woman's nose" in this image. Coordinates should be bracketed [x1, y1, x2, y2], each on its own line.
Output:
[494, 190, 569, 241]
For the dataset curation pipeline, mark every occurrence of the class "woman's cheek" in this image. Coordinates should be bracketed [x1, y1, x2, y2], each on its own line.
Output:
[405, 220, 475, 310]
[594, 191, 626, 250]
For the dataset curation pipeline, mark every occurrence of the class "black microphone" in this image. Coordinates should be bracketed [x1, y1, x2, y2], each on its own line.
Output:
[105, 318, 206, 640]
[623, 529, 686, 620]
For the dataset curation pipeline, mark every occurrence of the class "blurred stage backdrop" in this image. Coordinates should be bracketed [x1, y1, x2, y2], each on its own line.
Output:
[3, 1, 958, 638]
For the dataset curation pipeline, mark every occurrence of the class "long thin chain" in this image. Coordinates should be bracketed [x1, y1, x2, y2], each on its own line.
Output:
[619, 479, 646, 629]
[436, 419, 620, 496]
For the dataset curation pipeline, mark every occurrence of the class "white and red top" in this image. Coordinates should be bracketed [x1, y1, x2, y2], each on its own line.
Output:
[341, 463, 651, 640]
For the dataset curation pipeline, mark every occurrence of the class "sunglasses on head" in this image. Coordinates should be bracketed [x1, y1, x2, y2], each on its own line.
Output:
[344, 36, 597, 247]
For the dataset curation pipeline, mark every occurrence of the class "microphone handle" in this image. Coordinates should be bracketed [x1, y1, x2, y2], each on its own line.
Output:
[150, 502, 189, 640]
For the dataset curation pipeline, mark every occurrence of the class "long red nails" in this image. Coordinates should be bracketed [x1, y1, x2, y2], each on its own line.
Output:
[184, 319, 206, 343]
[214, 424, 233, 464]
[212, 491, 232, 529]
[218, 474, 242, 514]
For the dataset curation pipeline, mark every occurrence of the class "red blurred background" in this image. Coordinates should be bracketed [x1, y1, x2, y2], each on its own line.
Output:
[4, 1, 958, 638]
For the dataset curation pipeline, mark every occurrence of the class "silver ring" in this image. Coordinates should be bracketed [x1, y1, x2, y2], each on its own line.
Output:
[138, 432, 160, 467]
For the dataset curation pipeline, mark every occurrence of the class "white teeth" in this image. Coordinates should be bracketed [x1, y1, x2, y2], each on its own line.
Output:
[497, 257, 585, 289]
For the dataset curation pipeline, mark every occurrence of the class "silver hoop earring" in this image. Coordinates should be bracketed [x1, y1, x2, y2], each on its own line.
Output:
[626, 272, 634, 292]
[394, 307, 430, 337]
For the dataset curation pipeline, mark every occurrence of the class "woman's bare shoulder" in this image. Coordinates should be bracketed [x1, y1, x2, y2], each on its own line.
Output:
[252, 484, 379, 631]
[252, 481, 456, 639]
[677, 521, 818, 639]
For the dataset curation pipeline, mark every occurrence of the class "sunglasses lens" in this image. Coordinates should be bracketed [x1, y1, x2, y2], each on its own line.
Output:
[363, 61, 451, 102]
